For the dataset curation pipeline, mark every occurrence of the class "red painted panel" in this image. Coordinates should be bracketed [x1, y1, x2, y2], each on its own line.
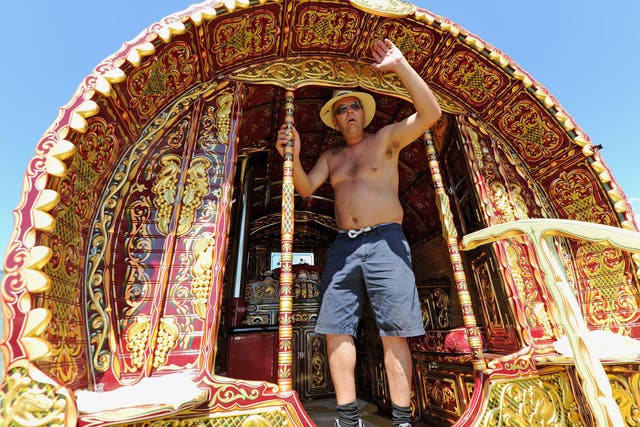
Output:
[227, 331, 278, 383]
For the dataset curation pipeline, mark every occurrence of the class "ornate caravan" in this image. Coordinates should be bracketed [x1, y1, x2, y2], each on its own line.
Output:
[2, 0, 640, 426]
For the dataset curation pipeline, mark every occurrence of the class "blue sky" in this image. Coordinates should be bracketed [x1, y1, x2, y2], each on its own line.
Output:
[1, 1, 638, 267]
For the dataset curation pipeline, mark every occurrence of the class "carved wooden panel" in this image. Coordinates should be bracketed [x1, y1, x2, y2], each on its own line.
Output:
[293, 326, 334, 400]
[413, 357, 474, 426]
[84, 84, 239, 388]
[469, 250, 519, 352]
[416, 276, 452, 330]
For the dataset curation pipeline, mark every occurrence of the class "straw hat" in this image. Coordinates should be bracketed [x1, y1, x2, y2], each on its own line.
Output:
[319, 89, 376, 130]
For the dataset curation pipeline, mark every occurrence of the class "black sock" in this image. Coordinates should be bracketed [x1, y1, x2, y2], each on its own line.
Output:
[336, 400, 359, 427]
[392, 403, 411, 426]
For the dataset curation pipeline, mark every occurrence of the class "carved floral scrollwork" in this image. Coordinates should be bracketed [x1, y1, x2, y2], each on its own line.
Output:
[199, 91, 234, 150]
[550, 169, 639, 333]
[499, 100, 562, 163]
[85, 82, 219, 376]
[152, 154, 181, 235]
[128, 43, 197, 119]
[311, 336, 326, 387]
[229, 58, 411, 101]
[151, 154, 213, 236]
[214, 12, 278, 66]
[607, 370, 640, 426]
[480, 372, 584, 426]
[191, 232, 217, 319]
[178, 156, 213, 235]
[440, 52, 503, 107]
[425, 378, 457, 410]
[201, 377, 261, 404]
[0, 361, 72, 427]
[293, 7, 359, 48]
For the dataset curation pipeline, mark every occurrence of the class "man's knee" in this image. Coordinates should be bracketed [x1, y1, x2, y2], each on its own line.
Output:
[326, 334, 355, 351]
[380, 335, 409, 350]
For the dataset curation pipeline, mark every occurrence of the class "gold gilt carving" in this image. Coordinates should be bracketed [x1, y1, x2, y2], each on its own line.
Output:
[178, 156, 213, 235]
[215, 92, 233, 145]
[377, 21, 433, 63]
[294, 8, 359, 48]
[123, 196, 153, 319]
[241, 415, 274, 427]
[87, 135, 151, 373]
[480, 372, 584, 426]
[425, 378, 457, 410]
[548, 170, 637, 332]
[86, 82, 219, 373]
[214, 12, 278, 66]
[475, 261, 502, 328]
[505, 242, 553, 339]
[578, 241, 638, 333]
[200, 376, 261, 403]
[311, 336, 326, 387]
[463, 219, 640, 426]
[550, 170, 614, 224]
[245, 276, 279, 302]
[499, 100, 562, 163]
[230, 58, 461, 112]
[126, 315, 151, 370]
[136, 411, 286, 426]
[441, 52, 503, 106]
[251, 211, 337, 234]
[152, 317, 180, 368]
[151, 155, 212, 236]
[293, 312, 316, 323]
[0, 361, 72, 427]
[607, 370, 640, 426]
[230, 58, 409, 98]
[199, 90, 234, 148]
[491, 183, 518, 222]
[191, 232, 217, 318]
[198, 90, 233, 151]
[152, 154, 181, 235]
[349, 0, 416, 18]
[128, 43, 198, 118]
[486, 347, 534, 372]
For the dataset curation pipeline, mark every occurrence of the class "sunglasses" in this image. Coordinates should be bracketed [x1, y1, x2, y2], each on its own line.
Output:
[333, 100, 363, 116]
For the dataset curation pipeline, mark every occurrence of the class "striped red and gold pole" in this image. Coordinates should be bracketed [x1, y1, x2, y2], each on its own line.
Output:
[278, 90, 295, 390]
[424, 130, 485, 370]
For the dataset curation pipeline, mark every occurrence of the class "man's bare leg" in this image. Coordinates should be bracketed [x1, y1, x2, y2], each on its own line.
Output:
[326, 334, 360, 426]
[380, 335, 412, 407]
[326, 334, 358, 404]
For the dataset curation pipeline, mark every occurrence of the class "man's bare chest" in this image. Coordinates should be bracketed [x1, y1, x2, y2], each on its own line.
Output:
[328, 145, 395, 183]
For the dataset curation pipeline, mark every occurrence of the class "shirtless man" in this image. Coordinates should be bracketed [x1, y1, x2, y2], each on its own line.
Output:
[275, 39, 441, 427]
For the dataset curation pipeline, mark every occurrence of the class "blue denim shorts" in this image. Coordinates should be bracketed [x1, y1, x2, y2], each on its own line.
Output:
[315, 223, 425, 337]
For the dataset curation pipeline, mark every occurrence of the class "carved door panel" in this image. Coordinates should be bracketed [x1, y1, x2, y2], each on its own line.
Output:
[469, 249, 519, 352]
[303, 328, 333, 399]
[87, 83, 241, 387]
[414, 360, 473, 426]
[442, 124, 521, 352]
[153, 87, 239, 373]
[294, 326, 333, 400]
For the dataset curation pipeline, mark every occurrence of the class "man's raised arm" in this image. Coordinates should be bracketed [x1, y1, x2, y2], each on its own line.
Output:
[371, 39, 441, 148]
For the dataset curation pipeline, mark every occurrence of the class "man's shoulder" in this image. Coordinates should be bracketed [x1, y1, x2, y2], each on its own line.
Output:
[324, 145, 345, 157]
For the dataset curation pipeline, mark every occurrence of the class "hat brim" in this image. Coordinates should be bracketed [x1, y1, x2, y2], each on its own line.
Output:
[319, 91, 376, 130]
